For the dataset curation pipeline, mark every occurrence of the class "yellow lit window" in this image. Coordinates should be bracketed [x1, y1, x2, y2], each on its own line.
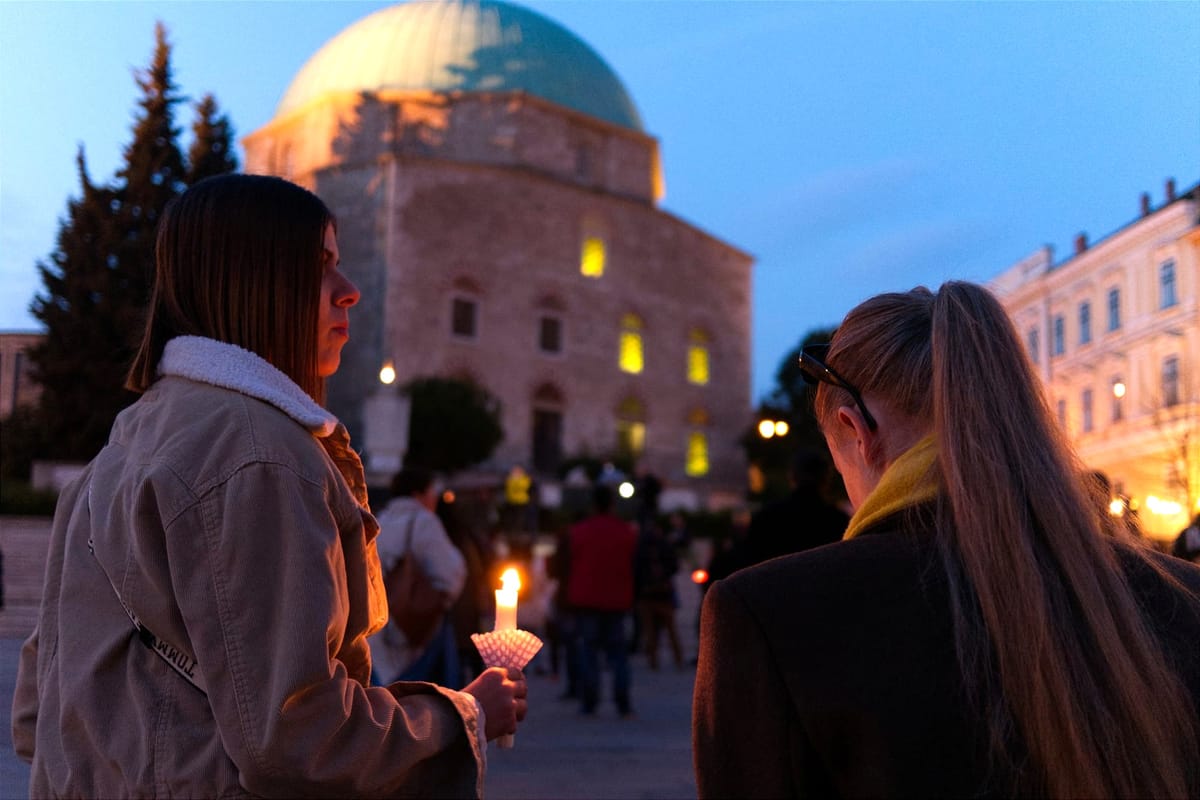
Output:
[687, 345, 709, 385]
[685, 431, 709, 477]
[580, 236, 606, 278]
[616, 420, 646, 459]
[619, 314, 643, 374]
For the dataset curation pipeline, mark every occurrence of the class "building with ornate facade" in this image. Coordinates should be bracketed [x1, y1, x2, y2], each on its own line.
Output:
[242, 0, 753, 506]
[991, 179, 1199, 542]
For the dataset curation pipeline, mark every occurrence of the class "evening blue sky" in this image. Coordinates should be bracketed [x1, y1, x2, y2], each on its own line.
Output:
[1, 1, 1196, 402]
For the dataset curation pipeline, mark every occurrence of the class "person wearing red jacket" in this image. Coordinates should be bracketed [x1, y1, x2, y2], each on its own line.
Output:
[566, 483, 639, 716]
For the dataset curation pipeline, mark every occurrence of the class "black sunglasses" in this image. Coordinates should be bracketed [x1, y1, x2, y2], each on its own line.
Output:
[798, 344, 878, 431]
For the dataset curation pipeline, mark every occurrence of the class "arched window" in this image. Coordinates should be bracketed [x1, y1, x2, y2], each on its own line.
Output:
[619, 313, 644, 374]
[685, 407, 710, 477]
[532, 383, 565, 473]
[450, 277, 482, 340]
[687, 329, 710, 385]
[580, 236, 606, 278]
[579, 214, 609, 278]
[616, 396, 646, 460]
[535, 295, 565, 355]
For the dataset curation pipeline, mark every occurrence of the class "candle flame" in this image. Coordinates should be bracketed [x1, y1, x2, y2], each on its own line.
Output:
[501, 567, 521, 592]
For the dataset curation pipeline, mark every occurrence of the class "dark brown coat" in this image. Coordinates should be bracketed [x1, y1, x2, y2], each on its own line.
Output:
[693, 516, 1200, 798]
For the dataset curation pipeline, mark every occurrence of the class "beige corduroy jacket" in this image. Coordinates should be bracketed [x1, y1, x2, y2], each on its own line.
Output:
[12, 336, 485, 798]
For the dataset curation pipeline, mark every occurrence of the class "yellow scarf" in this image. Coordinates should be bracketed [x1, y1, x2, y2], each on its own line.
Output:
[843, 434, 939, 540]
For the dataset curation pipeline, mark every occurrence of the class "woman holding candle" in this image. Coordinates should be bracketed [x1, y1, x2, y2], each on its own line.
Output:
[13, 174, 527, 798]
[694, 282, 1200, 798]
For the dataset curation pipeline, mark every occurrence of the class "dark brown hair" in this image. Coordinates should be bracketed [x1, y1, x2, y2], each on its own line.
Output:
[126, 174, 335, 402]
[816, 281, 1199, 797]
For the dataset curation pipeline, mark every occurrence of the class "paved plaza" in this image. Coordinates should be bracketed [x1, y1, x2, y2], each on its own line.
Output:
[0, 516, 703, 799]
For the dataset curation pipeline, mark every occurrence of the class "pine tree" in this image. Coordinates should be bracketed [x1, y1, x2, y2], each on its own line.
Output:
[187, 93, 239, 184]
[27, 151, 128, 460]
[113, 21, 187, 330]
[22, 22, 236, 468]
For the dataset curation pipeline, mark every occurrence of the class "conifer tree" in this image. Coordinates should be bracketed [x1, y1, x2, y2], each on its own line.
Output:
[21, 22, 237, 468]
[187, 93, 238, 185]
[27, 151, 127, 459]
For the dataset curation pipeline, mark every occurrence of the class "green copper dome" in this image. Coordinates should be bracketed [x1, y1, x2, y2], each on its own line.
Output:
[276, 0, 643, 131]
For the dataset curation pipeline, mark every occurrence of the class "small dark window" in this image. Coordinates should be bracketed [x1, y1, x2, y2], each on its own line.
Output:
[532, 409, 563, 473]
[451, 298, 477, 338]
[1052, 316, 1065, 356]
[539, 316, 562, 354]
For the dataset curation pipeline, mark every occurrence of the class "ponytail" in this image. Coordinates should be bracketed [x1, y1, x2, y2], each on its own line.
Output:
[930, 281, 1197, 798]
[817, 282, 1198, 796]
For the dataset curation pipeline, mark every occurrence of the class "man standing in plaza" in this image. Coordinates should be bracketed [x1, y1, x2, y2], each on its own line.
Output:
[566, 484, 639, 717]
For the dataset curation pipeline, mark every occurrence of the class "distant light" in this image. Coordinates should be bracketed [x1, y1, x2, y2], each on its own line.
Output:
[1108, 498, 1125, 516]
[1146, 495, 1183, 516]
[1112, 381, 1126, 398]
[618, 481, 635, 499]
[773, 420, 790, 437]
[757, 419, 776, 438]
[442, 490, 456, 504]
[691, 569, 709, 584]
[379, 360, 396, 385]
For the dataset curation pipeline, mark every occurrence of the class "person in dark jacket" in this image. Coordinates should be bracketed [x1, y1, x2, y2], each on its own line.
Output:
[742, 448, 848, 566]
[694, 282, 1200, 799]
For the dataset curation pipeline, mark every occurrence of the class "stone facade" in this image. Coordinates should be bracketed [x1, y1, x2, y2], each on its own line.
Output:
[991, 180, 1199, 541]
[244, 90, 753, 501]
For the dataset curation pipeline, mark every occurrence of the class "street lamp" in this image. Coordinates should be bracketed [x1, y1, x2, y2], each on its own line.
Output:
[379, 360, 396, 385]
[757, 419, 789, 439]
[1112, 381, 1126, 399]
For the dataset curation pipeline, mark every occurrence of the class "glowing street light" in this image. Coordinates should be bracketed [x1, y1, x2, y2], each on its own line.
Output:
[757, 418, 789, 439]
[379, 360, 396, 385]
[1112, 381, 1126, 399]
[618, 481, 635, 499]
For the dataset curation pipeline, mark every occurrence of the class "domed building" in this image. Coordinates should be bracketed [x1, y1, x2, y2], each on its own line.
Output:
[243, 0, 752, 506]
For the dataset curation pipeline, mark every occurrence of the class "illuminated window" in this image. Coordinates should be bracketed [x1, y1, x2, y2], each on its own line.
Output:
[619, 313, 643, 374]
[580, 236, 606, 278]
[687, 329, 710, 385]
[616, 396, 645, 460]
[685, 432, 709, 477]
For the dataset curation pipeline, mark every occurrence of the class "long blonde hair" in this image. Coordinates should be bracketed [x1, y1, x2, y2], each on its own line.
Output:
[816, 281, 1198, 797]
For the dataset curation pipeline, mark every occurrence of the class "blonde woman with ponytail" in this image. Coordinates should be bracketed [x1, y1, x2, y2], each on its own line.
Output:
[693, 281, 1200, 798]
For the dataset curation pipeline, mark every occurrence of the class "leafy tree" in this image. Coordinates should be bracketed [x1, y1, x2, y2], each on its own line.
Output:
[187, 93, 238, 184]
[22, 22, 237, 470]
[403, 377, 504, 474]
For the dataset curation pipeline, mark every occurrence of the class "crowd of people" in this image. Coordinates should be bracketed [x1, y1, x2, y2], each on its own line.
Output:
[12, 173, 1200, 798]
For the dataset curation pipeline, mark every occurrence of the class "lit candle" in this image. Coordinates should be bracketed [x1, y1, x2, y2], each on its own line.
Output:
[494, 568, 520, 631]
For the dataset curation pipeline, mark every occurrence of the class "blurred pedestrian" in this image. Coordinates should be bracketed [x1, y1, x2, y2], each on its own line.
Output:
[635, 521, 683, 670]
[741, 448, 848, 565]
[695, 282, 1200, 798]
[567, 484, 638, 717]
[369, 468, 465, 686]
[1174, 514, 1200, 564]
[13, 174, 526, 798]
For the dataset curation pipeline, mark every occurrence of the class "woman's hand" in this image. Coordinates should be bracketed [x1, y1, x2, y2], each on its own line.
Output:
[463, 667, 528, 741]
